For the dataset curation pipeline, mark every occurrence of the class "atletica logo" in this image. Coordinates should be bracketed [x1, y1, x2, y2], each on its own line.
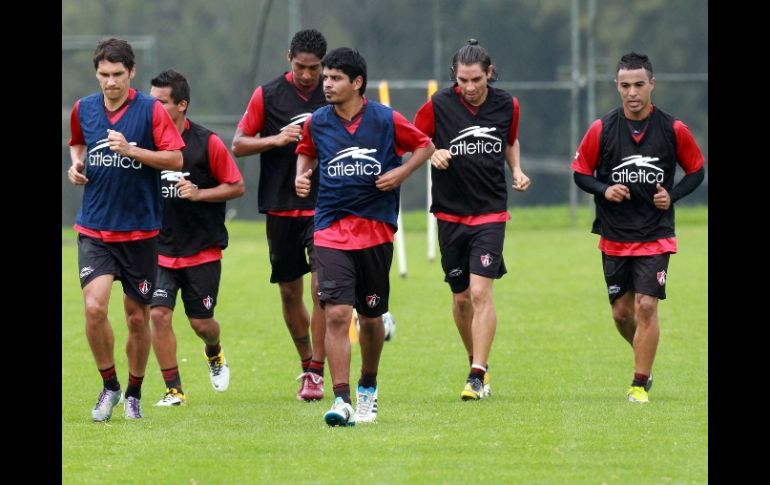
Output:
[327, 147, 381, 177]
[281, 113, 313, 130]
[449, 126, 503, 156]
[160, 171, 191, 198]
[611, 155, 663, 184]
[88, 138, 141, 169]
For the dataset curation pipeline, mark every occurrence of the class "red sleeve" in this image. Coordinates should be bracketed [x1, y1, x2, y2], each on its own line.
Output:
[295, 115, 317, 158]
[152, 101, 186, 151]
[393, 111, 432, 156]
[571, 119, 603, 175]
[69, 100, 85, 146]
[673, 120, 705, 174]
[412, 100, 435, 138]
[207, 134, 243, 184]
[509, 97, 519, 145]
[236, 86, 265, 136]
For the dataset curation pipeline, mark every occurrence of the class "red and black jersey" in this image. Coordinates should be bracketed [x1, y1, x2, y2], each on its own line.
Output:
[258, 74, 326, 212]
[421, 86, 515, 216]
[576, 106, 702, 242]
[158, 120, 231, 257]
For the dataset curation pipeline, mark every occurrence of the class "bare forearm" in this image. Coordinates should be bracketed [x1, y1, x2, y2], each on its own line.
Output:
[129, 147, 183, 171]
[195, 180, 245, 202]
[401, 143, 435, 176]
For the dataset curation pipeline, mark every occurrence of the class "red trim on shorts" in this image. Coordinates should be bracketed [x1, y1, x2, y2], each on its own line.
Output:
[158, 247, 223, 269]
[74, 224, 159, 242]
[268, 209, 315, 217]
[434, 211, 510, 226]
[314, 215, 395, 250]
[598, 237, 677, 256]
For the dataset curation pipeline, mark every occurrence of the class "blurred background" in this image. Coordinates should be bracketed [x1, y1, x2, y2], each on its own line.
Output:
[62, 0, 708, 225]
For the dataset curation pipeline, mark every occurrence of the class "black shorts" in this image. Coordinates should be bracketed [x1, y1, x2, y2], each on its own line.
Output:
[315, 243, 393, 318]
[602, 253, 670, 303]
[150, 260, 222, 319]
[77, 234, 158, 305]
[266, 214, 315, 283]
[437, 220, 507, 294]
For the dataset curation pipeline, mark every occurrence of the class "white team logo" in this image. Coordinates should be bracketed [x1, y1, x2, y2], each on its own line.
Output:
[448, 267, 463, 277]
[161, 171, 191, 182]
[449, 126, 503, 156]
[88, 138, 141, 169]
[450, 126, 501, 143]
[280, 113, 313, 130]
[611, 155, 664, 184]
[153, 289, 168, 298]
[327, 147, 381, 177]
[608, 285, 621, 295]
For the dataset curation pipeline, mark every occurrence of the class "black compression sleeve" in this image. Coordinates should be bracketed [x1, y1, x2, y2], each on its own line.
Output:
[669, 167, 705, 203]
[573, 172, 608, 196]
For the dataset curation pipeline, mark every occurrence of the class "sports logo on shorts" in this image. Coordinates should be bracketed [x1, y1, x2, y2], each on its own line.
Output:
[448, 267, 463, 277]
[138, 280, 152, 295]
[366, 294, 381, 308]
[203, 295, 214, 310]
[153, 289, 168, 298]
[480, 253, 492, 268]
[608, 285, 621, 295]
[79, 266, 94, 280]
[657, 270, 666, 286]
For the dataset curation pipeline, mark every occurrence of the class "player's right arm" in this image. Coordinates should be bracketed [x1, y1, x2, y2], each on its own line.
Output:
[67, 101, 88, 185]
[294, 117, 317, 198]
[231, 86, 302, 156]
[68, 144, 87, 185]
[572, 119, 629, 202]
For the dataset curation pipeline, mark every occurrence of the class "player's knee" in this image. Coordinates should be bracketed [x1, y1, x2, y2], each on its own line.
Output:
[84, 300, 108, 324]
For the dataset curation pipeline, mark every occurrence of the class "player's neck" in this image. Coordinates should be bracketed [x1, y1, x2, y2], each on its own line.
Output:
[334, 95, 364, 121]
[104, 92, 130, 113]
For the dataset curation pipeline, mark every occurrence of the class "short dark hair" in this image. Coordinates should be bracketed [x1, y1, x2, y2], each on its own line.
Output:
[617, 52, 653, 79]
[290, 29, 327, 59]
[322, 47, 367, 96]
[93, 37, 135, 71]
[450, 38, 497, 83]
[151, 69, 191, 108]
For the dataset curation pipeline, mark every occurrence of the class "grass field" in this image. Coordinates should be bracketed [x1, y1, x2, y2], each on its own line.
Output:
[61, 205, 708, 484]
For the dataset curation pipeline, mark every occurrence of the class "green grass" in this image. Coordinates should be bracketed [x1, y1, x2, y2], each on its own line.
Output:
[62, 205, 708, 484]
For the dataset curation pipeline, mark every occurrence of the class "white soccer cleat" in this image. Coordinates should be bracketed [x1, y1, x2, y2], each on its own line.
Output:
[354, 386, 378, 423]
[206, 350, 230, 392]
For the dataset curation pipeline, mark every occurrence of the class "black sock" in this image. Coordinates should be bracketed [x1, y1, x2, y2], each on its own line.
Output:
[358, 372, 377, 389]
[99, 365, 120, 391]
[205, 342, 221, 358]
[125, 373, 144, 399]
[333, 383, 351, 404]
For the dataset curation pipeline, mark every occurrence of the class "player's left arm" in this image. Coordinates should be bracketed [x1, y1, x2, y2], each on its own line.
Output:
[506, 139, 530, 192]
[653, 121, 706, 210]
[177, 134, 245, 202]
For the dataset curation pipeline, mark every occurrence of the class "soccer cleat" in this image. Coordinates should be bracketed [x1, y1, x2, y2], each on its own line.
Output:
[644, 373, 654, 392]
[627, 386, 649, 403]
[206, 350, 230, 392]
[324, 397, 355, 427]
[153, 388, 186, 407]
[296, 372, 324, 401]
[353, 386, 378, 423]
[482, 371, 492, 398]
[123, 396, 144, 419]
[91, 388, 122, 422]
[461, 377, 484, 401]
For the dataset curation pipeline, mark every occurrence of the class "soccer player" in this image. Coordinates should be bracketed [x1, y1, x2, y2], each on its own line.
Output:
[231, 29, 328, 401]
[67, 38, 184, 421]
[571, 52, 705, 403]
[295, 47, 434, 426]
[413, 39, 530, 401]
[149, 69, 245, 406]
